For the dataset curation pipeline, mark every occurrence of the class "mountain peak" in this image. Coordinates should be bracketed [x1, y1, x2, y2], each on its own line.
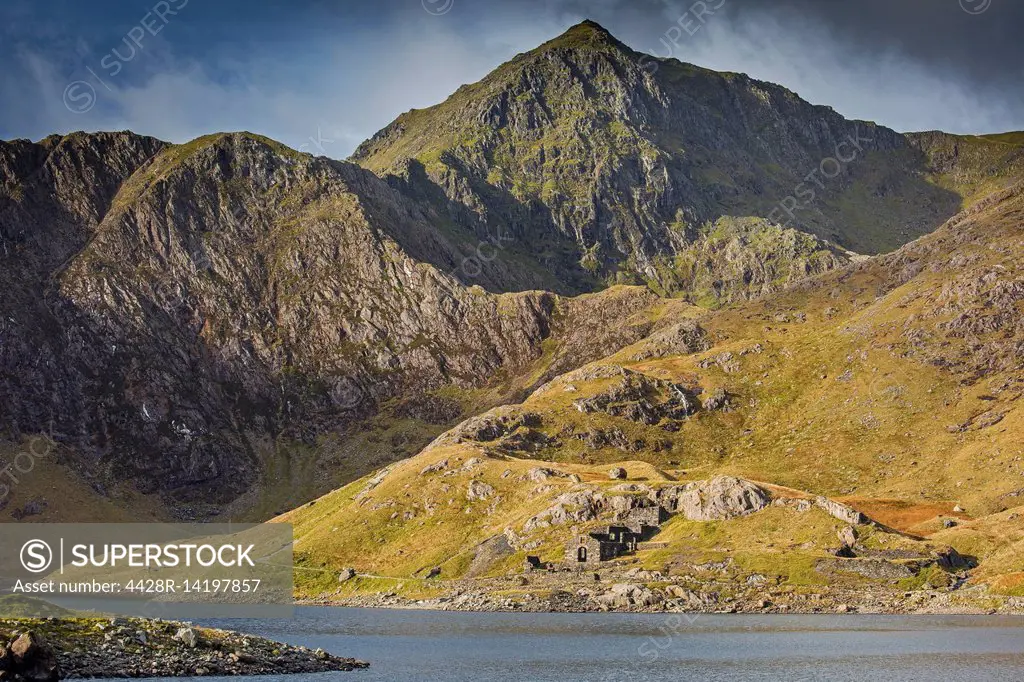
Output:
[545, 19, 624, 50]
[567, 19, 612, 35]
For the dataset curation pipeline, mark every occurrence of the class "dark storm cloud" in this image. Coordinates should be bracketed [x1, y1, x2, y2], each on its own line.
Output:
[724, 0, 1023, 90]
[502, 0, 1022, 92]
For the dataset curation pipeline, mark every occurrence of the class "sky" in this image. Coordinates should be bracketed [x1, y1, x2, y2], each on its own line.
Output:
[1, 0, 1022, 158]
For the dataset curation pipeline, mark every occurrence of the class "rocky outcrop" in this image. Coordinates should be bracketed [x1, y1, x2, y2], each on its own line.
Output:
[670, 477, 771, 521]
[838, 525, 858, 547]
[815, 497, 868, 525]
[630, 320, 711, 361]
[431, 365, 733, 457]
[932, 547, 975, 572]
[4, 631, 59, 682]
[523, 490, 606, 533]
[466, 480, 496, 501]
[466, 534, 515, 578]
[419, 459, 449, 476]
[568, 369, 713, 426]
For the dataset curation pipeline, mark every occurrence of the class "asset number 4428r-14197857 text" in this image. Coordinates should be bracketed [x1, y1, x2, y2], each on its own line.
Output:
[123, 579, 262, 594]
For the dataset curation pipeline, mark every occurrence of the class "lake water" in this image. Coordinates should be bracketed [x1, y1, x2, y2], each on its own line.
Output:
[174, 608, 1023, 681]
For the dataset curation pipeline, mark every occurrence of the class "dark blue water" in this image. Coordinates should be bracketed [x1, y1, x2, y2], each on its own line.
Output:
[155, 608, 1024, 680]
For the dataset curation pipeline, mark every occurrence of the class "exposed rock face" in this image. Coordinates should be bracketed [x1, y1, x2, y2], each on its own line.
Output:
[815, 497, 868, 525]
[353, 21, 961, 296]
[0, 132, 658, 511]
[566, 368, 730, 433]
[431, 409, 545, 452]
[630, 319, 711, 361]
[701, 388, 730, 412]
[466, 534, 515, 578]
[3, 22, 1020, 521]
[672, 477, 770, 521]
[933, 547, 974, 572]
[838, 525, 858, 547]
[523, 490, 605, 533]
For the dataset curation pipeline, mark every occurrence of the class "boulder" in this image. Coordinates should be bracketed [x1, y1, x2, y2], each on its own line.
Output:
[10, 497, 47, 521]
[338, 568, 356, 582]
[419, 459, 449, 476]
[701, 388, 729, 411]
[10, 632, 59, 682]
[608, 467, 627, 480]
[676, 476, 770, 521]
[934, 547, 974, 571]
[356, 465, 394, 500]
[526, 467, 574, 482]
[596, 583, 664, 608]
[466, 480, 495, 501]
[523, 490, 604, 532]
[173, 627, 198, 649]
[837, 525, 858, 547]
[815, 497, 867, 525]
[466, 534, 515, 578]
[527, 467, 555, 482]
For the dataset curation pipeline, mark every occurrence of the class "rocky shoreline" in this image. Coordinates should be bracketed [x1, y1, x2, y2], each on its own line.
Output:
[0, 618, 368, 680]
[311, 590, 1024, 615]
[304, 570, 1024, 616]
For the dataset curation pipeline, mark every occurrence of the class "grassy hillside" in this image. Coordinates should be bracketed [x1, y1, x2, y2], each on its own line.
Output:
[279, 182, 1024, 606]
[0, 438, 169, 523]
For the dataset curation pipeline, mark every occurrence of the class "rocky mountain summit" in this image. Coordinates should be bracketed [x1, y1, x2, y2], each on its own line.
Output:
[353, 21, 1017, 295]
